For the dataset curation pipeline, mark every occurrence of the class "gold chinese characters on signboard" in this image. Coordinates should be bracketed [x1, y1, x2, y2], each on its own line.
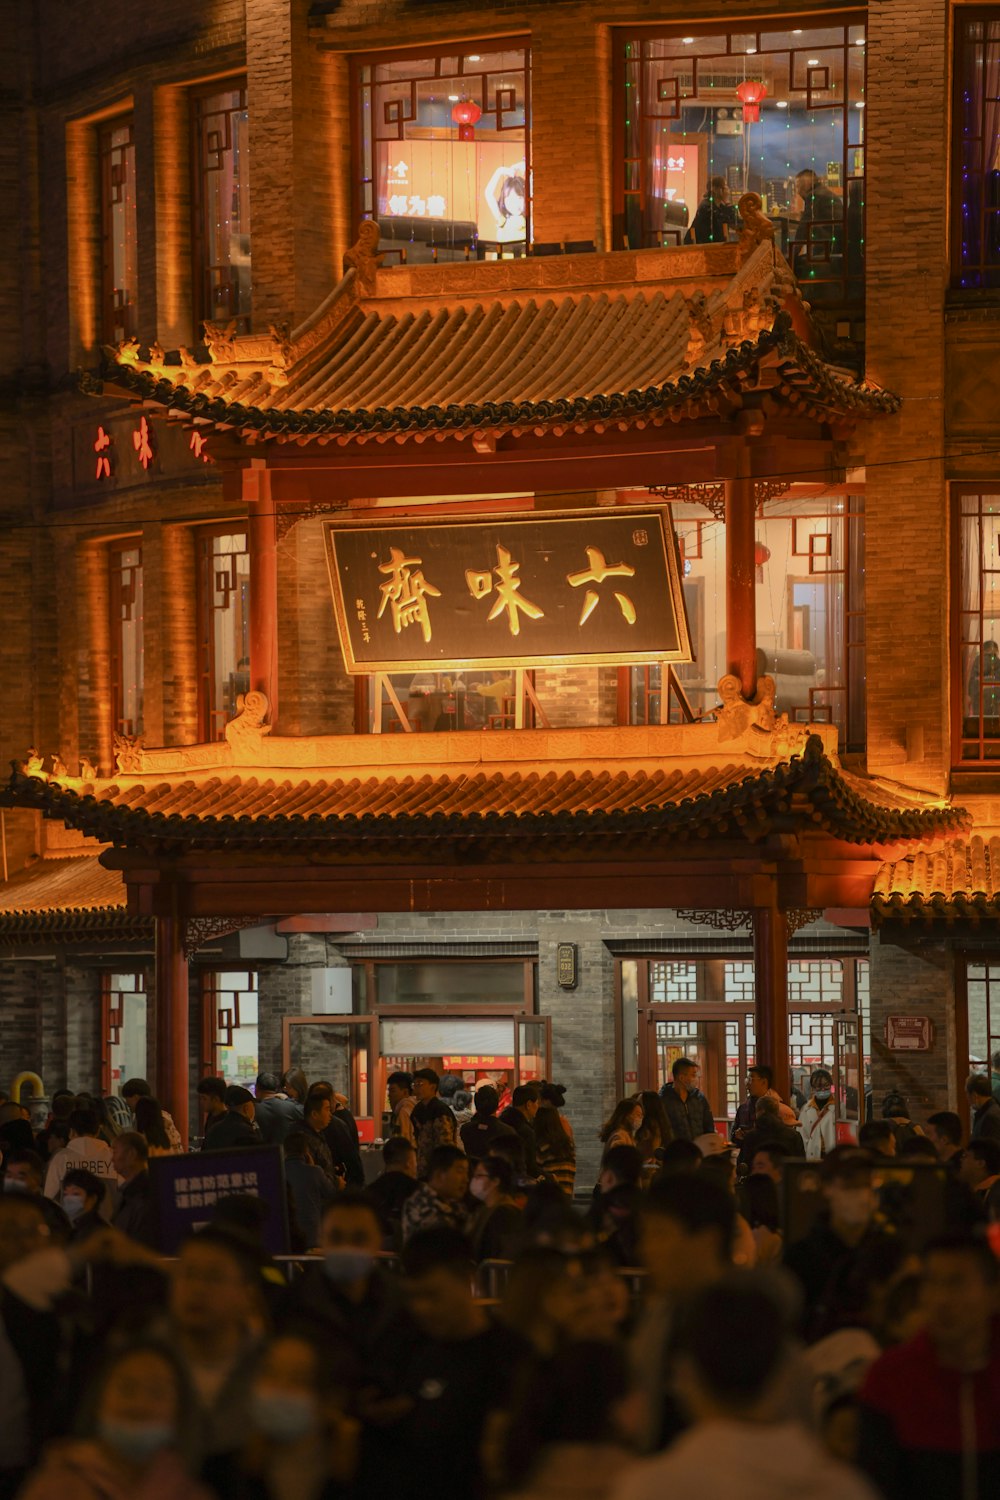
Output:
[323, 508, 692, 674]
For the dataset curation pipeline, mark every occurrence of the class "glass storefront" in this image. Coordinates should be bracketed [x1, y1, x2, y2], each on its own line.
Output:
[618, 17, 866, 302]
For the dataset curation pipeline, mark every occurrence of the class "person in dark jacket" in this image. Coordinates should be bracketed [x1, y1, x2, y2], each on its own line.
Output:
[306, 1081, 365, 1186]
[410, 1068, 458, 1178]
[367, 1136, 420, 1249]
[684, 174, 737, 244]
[736, 1095, 806, 1171]
[59, 1167, 106, 1243]
[858, 1233, 1000, 1499]
[499, 1084, 540, 1177]
[968, 1072, 1000, 1141]
[197, 1075, 229, 1142]
[1, 1149, 72, 1243]
[283, 1130, 339, 1249]
[252, 1072, 302, 1146]
[460, 1085, 517, 1162]
[110, 1131, 156, 1246]
[202, 1086, 258, 1151]
[659, 1057, 715, 1141]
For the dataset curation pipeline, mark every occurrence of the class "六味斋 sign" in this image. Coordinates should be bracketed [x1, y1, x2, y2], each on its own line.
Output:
[323, 508, 691, 673]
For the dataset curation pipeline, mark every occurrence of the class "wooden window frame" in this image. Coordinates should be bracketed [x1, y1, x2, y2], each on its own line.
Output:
[98, 115, 137, 345]
[190, 77, 250, 334]
[195, 525, 250, 742]
[108, 539, 143, 739]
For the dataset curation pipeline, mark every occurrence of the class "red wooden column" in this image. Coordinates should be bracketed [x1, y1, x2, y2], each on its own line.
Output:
[155, 908, 190, 1147]
[753, 905, 790, 1102]
[725, 467, 757, 699]
[245, 461, 279, 727]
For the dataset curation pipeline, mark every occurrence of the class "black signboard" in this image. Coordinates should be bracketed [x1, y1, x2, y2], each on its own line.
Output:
[148, 1145, 289, 1254]
[324, 508, 691, 673]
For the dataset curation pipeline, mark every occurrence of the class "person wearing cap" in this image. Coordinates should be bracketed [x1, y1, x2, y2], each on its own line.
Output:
[201, 1086, 258, 1151]
[459, 1085, 517, 1161]
[783, 1147, 890, 1344]
[410, 1068, 458, 1178]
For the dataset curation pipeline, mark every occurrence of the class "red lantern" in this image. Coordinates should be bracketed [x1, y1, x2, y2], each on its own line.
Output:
[736, 79, 768, 123]
[754, 539, 771, 582]
[451, 99, 482, 142]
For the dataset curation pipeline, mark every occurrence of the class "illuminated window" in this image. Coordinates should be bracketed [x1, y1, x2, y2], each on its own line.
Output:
[109, 542, 144, 738]
[191, 82, 252, 331]
[102, 971, 147, 1095]
[954, 489, 1000, 762]
[617, 17, 866, 304]
[354, 42, 530, 264]
[205, 971, 258, 1089]
[628, 493, 867, 753]
[368, 669, 525, 732]
[953, 14, 1000, 288]
[99, 118, 138, 343]
[197, 530, 250, 740]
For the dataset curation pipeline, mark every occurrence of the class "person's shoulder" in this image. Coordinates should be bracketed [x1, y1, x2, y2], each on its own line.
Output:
[860, 1330, 932, 1408]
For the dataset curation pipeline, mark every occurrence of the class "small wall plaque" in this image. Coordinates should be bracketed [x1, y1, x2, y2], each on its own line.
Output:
[885, 1015, 934, 1052]
[556, 942, 578, 989]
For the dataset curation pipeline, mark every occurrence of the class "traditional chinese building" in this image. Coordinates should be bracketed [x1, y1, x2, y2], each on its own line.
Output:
[1, 1, 998, 1173]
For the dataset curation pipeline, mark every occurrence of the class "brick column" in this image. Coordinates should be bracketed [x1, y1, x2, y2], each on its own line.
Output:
[156, 908, 190, 1147]
[725, 472, 757, 699]
[530, 9, 611, 248]
[245, 0, 344, 330]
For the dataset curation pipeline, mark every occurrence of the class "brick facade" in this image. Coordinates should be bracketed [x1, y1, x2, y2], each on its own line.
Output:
[0, 0, 995, 1139]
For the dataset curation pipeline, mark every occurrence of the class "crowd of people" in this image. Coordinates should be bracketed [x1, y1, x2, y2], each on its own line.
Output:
[0, 1058, 997, 1500]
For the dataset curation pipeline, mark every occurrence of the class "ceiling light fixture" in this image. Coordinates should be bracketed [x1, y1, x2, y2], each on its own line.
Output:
[776, 100, 788, 109]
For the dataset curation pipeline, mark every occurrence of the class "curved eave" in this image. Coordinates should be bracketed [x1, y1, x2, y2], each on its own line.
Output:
[90, 320, 899, 446]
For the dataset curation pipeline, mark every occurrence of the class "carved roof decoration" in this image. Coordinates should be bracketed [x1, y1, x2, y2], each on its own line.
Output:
[93, 238, 899, 445]
[2, 737, 966, 861]
[873, 837, 1000, 924]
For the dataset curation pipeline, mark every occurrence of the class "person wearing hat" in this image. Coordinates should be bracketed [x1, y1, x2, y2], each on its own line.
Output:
[201, 1086, 258, 1151]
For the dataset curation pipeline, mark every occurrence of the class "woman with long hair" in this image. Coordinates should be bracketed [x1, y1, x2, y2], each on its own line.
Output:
[534, 1102, 576, 1198]
[598, 1098, 643, 1152]
[133, 1095, 172, 1155]
[20, 1341, 211, 1500]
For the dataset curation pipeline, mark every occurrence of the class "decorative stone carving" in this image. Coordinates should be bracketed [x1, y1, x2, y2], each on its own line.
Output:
[716, 674, 777, 741]
[113, 733, 145, 775]
[79, 757, 97, 783]
[685, 290, 718, 365]
[202, 320, 238, 362]
[116, 337, 141, 366]
[343, 220, 384, 297]
[676, 908, 752, 931]
[50, 755, 67, 779]
[737, 193, 776, 259]
[225, 690, 272, 762]
[23, 748, 46, 779]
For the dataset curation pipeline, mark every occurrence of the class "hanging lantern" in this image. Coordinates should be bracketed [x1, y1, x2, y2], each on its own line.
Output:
[736, 79, 768, 124]
[451, 99, 482, 142]
[754, 539, 771, 583]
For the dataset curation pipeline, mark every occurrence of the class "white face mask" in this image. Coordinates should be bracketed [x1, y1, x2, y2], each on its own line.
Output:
[62, 1193, 87, 1221]
[469, 1176, 491, 1202]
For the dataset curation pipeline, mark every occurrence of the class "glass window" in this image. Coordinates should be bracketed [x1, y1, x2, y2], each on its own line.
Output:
[619, 18, 866, 303]
[966, 960, 1000, 1083]
[109, 543, 144, 738]
[954, 14, 1000, 288]
[372, 960, 528, 1006]
[956, 490, 1000, 761]
[356, 43, 530, 264]
[197, 530, 250, 740]
[99, 118, 138, 344]
[208, 971, 258, 1089]
[369, 668, 520, 732]
[103, 972, 147, 1095]
[630, 491, 866, 753]
[192, 82, 252, 330]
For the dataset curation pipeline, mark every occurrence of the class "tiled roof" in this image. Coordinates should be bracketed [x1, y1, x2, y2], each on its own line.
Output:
[0, 855, 150, 944]
[873, 837, 1000, 923]
[3, 738, 967, 858]
[95, 242, 899, 443]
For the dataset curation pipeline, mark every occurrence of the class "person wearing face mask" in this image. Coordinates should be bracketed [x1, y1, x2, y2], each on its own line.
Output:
[468, 1156, 524, 1262]
[202, 1334, 358, 1500]
[599, 1098, 645, 1155]
[60, 1169, 106, 1242]
[19, 1340, 212, 1500]
[798, 1069, 838, 1160]
[784, 1148, 891, 1344]
[277, 1190, 412, 1392]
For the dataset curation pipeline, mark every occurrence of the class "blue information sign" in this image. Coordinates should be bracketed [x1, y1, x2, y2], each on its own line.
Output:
[148, 1144, 290, 1254]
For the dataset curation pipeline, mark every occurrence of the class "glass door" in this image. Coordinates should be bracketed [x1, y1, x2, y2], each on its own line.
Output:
[283, 1016, 377, 1139]
[835, 1013, 861, 1140]
[516, 1017, 552, 1085]
[640, 1007, 755, 1126]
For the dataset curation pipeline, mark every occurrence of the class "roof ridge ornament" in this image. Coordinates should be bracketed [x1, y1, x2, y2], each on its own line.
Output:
[225, 690, 272, 763]
[343, 219, 384, 297]
[737, 192, 777, 261]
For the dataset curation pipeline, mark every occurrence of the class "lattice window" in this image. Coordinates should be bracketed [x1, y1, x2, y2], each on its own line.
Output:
[649, 960, 699, 1003]
[191, 82, 251, 331]
[787, 959, 844, 1006]
[207, 971, 259, 1090]
[197, 530, 250, 741]
[99, 118, 137, 344]
[724, 961, 756, 1004]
